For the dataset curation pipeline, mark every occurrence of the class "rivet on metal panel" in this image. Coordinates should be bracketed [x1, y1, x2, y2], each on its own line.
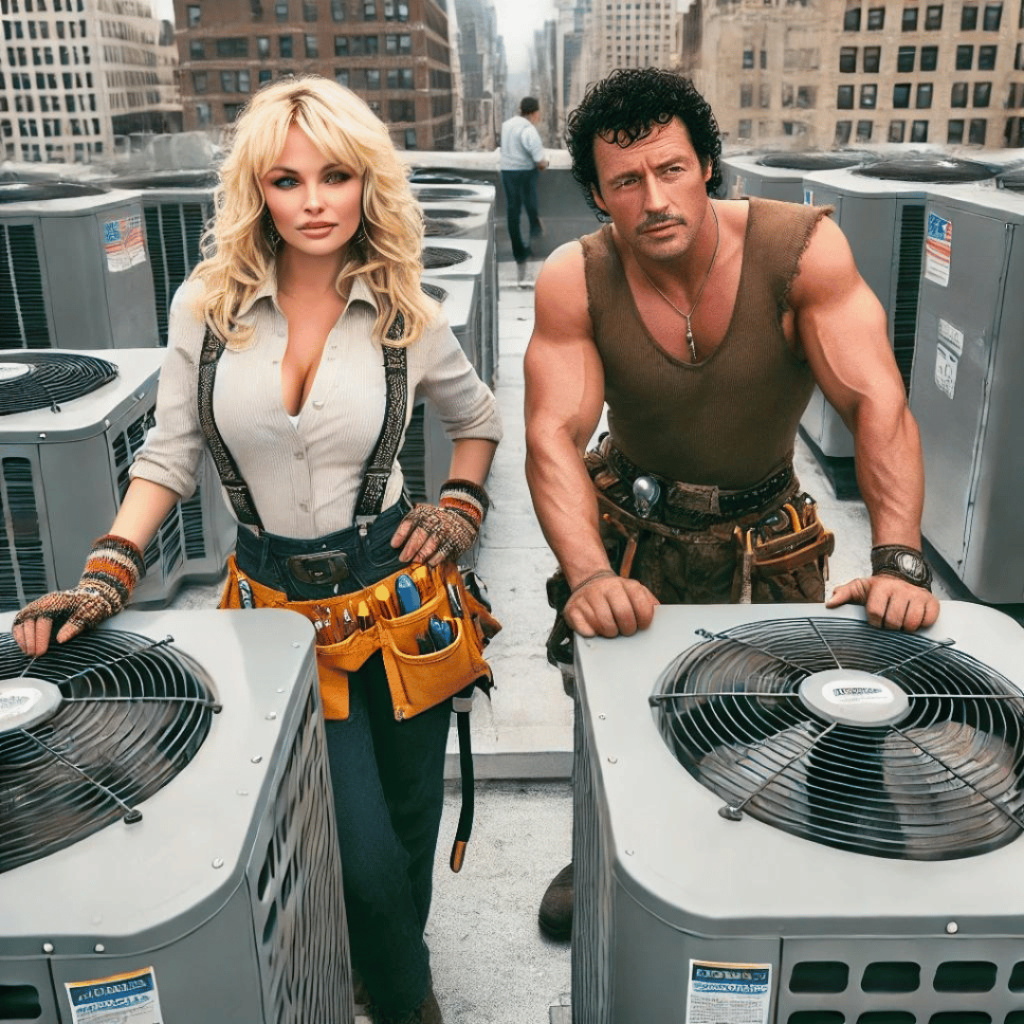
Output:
[251, 755, 263, 764]
[43, 943, 54, 953]
[94, 944, 105, 953]
[625, 849, 635, 856]
[607, 756, 618, 764]
[266, 712, 277, 720]
[946, 921, 959, 934]
[292, 642, 301, 648]
[598, 714, 606, 720]
[212, 858, 224, 869]
[276, 687, 285, 693]
[236, 790, 249, 796]
[38, 433, 47, 439]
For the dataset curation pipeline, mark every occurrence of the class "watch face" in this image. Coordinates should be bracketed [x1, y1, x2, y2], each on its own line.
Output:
[895, 551, 928, 582]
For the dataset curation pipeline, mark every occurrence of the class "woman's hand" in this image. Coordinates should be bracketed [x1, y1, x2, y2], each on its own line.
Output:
[390, 478, 489, 567]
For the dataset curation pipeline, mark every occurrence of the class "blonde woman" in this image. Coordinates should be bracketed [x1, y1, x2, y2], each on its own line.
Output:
[14, 76, 501, 1024]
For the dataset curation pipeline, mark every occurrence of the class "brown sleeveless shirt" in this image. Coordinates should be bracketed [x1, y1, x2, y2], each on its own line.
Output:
[583, 197, 830, 490]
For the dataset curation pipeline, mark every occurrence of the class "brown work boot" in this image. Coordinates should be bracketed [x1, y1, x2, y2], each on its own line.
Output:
[369, 984, 443, 1024]
[538, 861, 573, 941]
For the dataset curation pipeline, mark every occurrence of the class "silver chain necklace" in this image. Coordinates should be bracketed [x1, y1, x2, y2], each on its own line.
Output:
[636, 202, 720, 362]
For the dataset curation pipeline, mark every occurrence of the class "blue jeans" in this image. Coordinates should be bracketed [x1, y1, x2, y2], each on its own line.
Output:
[234, 501, 450, 1016]
[501, 168, 541, 263]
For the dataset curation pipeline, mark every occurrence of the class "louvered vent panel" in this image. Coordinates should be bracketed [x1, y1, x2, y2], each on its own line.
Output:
[181, 486, 207, 560]
[893, 205, 926, 394]
[397, 404, 426, 503]
[0, 457, 46, 607]
[0, 224, 50, 350]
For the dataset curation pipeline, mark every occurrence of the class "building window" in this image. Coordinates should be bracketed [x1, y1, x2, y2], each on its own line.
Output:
[893, 82, 911, 106]
[844, 6, 862, 29]
[983, 2, 1003, 28]
[925, 5, 943, 28]
[334, 35, 347, 55]
[189, 39, 204, 59]
[951, 81, 969, 105]
[797, 85, 817, 107]
[911, 119, 929, 141]
[920, 45, 938, 69]
[383, 0, 409, 20]
[196, 101, 211, 126]
[856, 119, 873, 140]
[303, 0, 318, 18]
[956, 44, 974, 68]
[861, 83, 878, 107]
[224, 102, 245, 120]
[838, 84, 855, 108]
[947, 118, 965, 142]
[386, 67, 413, 88]
[216, 37, 249, 57]
[740, 83, 753, 107]
[351, 33, 378, 54]
[365, 68, 380, 88]
[760, 50, 767, 69]
[275, 1, 289, 21]
[902, 7, 918, 29]
[738, 118, 752, 138]
[331, 0, 346, 20]
[1017, 43, 1023, 70]
[279, 34, 293, 57]
[258, 68, 272, 83]
[335, 68, 349, 86]
[974, 81, 992, 105]
[867, 6, 885, 27]
[835, 120, 853, 143]
[187, 4, 200, 27]
[385, 32, 411, 54]
[889, 119, 906, 141]
[898, 45, 915, 70]
[969, 117, 987, 142]
[257, 35, 270, 57]
[961, 4, 978, 27]
[978, 44, 997, 69]
[916, 82, 933, 106]
[192, 71, 207, 92]
[863, 45, 881, 71]
[742, 47, 754, 68]
[365, 0, 377, 18]
[758, 83, 770, 107]
[840, 46, 857, 71]
[403, 127, 416, 149]
[388, 99, 415, 121]
[304, 33, 318, 57]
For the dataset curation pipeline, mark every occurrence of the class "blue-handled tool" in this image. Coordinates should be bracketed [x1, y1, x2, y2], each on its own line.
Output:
[395, 573, 421, 615]
[428, 615, 453, 651]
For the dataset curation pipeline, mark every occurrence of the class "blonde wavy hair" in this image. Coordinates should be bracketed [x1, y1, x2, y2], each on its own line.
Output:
[195, 75, 433, 348]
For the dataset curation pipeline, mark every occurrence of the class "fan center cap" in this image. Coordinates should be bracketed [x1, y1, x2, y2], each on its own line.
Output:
[0, 363, 31, 382]
[798, 669, 910, 727]
[0, 678, 63, 732]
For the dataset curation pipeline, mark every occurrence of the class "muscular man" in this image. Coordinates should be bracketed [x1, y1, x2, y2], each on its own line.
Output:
[523, 68, 939, 940]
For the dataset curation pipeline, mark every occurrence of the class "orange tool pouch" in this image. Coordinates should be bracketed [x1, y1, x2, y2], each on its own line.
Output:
[220, 557, 501, 721]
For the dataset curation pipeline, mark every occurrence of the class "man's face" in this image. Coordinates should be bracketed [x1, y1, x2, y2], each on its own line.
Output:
[591, 117, 712, 263]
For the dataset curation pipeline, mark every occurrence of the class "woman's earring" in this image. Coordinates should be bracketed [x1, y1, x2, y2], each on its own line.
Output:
[263, 209, 282, 251]
[355, 220, 369, 248]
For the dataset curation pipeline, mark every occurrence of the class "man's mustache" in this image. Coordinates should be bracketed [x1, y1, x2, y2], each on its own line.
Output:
[639, 214, 686, 232]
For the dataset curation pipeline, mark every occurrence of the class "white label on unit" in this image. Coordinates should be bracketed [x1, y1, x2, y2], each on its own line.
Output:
[0, 363, 31, 382]
[934, 319, 964, 400]
[65, 966, 164, 1024]
[0, 687, 42, 722]
[823, 681, 894, 706]
[686, 959, 771, 1024]
[925, 212, 952, 286]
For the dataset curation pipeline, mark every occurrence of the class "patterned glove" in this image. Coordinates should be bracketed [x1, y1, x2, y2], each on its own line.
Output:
[13, 534, 146, 639]
[397, 479, 490, 563]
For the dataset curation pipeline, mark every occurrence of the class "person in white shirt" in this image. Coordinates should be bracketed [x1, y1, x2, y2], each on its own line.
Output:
[13, 75, 501, 1024]
[499, 96, 549, 285]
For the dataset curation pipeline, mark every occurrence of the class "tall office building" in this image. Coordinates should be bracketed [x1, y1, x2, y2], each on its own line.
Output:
[682, 0, 1024, 150]
[173, 0, 456, 150]
[1, 0, 180, 163]
[452, 0, 506, 149]
[590, 0, 680, 79]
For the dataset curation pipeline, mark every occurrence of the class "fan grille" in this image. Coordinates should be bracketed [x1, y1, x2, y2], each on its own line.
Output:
[0, 628, 217, 874]
[655, 617, 1024, 860]
[0, 352, 118, 415]
[424, 219, 461, 237]
[421, 245, 471, 269]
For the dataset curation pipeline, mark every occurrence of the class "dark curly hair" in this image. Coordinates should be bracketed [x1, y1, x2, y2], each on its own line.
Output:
[565, 68, 722, 216]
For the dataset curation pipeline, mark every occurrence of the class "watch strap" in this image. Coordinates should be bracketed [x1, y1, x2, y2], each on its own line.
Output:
[870, 544, 933, 591]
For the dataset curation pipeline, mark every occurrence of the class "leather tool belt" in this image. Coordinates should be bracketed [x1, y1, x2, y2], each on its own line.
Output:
[599, 435, 795, 528]
[220, 556, 501, 722]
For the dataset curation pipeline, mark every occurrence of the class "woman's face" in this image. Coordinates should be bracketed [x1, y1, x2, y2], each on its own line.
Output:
[260, 124, 364, 260]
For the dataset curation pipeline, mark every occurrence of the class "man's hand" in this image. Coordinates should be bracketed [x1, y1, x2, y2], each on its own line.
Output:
[563, 573, 660, 638]
[826, 575, 940, 632]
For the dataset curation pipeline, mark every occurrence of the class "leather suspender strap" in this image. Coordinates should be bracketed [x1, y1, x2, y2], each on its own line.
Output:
[197, 313, 408, 533]
[198, 327, 266, 532]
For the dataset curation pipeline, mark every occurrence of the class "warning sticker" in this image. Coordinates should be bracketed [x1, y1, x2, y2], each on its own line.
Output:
[934, 318, 964, 400]
[103, 215, 147, 273]
[925, 212, 952, 286]
[65, 966, 164, 1023]
[686, 959, 772, 1024]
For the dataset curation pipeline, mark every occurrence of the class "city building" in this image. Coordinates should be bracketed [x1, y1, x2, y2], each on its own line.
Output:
[1, 0, 180, 163]
[172, 0, 456, 150]
[451, 0, 506, 150]
[681, 0, 1024, 150]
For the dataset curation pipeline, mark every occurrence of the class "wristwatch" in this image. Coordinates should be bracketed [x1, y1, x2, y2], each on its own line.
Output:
[871, 544, 933, 591]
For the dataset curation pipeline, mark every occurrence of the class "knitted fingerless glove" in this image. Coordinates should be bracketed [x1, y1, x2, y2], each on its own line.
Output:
[13, 534, 146, 637]
[399, 480, 490, 562]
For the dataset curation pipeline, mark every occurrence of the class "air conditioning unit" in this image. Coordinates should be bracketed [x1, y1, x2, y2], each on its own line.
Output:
[417, 200, 492, 241]
[910, 185, 1024, 603]
[799, 157, 996, 494]
[0, 182, 160, 351]
[108, 171, 218, 346]
[0, 348, 234, 612]
[0, 608, 352, 1024]
[997, 167, 1024, 192]
[721, 152, 868, 204]
[410, 181, 497, 209]
[572, 600, 1024, 1024]
[422, 237, 498, 388]
[421, 271, 483, 378]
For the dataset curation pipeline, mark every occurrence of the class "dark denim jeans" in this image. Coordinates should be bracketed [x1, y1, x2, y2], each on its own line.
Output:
[234, 501, 450, 1016]
[501, 167, 541, 264]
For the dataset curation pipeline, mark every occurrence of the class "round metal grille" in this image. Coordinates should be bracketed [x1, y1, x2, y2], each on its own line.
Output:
[0, 629, 218, 874]
[420, 282, 449, 303]
[998, 168, 1024, 192]
[0, 181, 108, 203]
[422, 207, 472, 219]
[414, 187, 480, 201]
[854, 157, 995, 183]
[421, 245, 471, 269]
[0, 352, 119, 416]
[654, 617, 1024, 860]
[410, 170, 482, 184]
[424, 219, 461, 237]
[758, 152, 865, 171]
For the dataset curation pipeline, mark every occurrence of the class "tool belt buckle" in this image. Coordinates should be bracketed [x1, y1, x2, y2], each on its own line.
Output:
[667, 481, 721, 516]
[286, 551, 350, 586]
